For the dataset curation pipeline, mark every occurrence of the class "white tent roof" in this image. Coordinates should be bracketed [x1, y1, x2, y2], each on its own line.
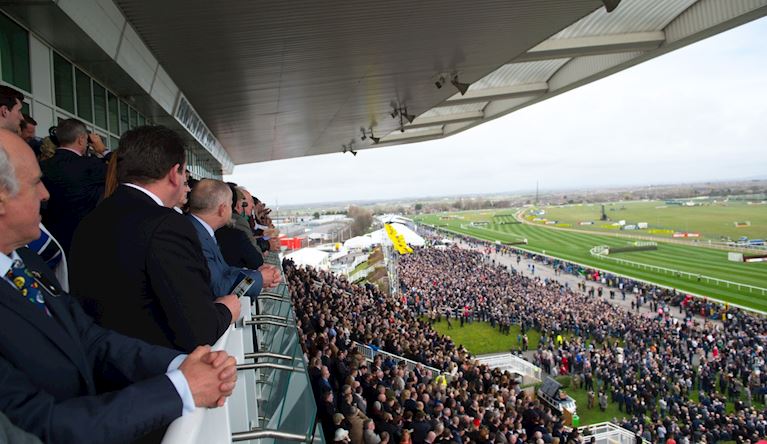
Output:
[285, 248, 331, 270]
[344, 236, 375, 250]
[369, 223, 425, 247]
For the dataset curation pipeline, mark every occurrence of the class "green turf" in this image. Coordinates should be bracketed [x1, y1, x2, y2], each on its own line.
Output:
[416, 211, 767, 312]
[540, 200, 767, 241]
[553, 376, 624, 425]
[430, 320, 540, 354]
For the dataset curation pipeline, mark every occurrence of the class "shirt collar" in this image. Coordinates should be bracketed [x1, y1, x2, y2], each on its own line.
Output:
[0, 250, 21, 284]
[191, 214, 216, 240]
[57, 146, 83, 157]
[124, 183, 165, 207]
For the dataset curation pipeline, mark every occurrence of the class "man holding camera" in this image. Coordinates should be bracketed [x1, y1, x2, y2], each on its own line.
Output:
[39, 118, 108, 255]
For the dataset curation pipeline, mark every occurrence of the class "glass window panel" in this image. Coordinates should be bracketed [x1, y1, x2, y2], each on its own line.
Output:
[93, 82, 107, 129]
[119, 100, 129, 134]
[107, 92, 118, 133]
[110, 135, 119, 150]
[128, 107, 137, 129]
[21, 101, 29, 116]
[137, 114, 146, 127]
[75, 68, 92, 122]
[0, 13, 31, 92]
[53, 53, 74, 113]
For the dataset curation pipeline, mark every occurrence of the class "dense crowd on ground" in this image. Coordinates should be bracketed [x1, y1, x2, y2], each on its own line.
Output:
[287, 259, 593, 444]
[393, 237, 767, 443]
[285, 220, 767, 443]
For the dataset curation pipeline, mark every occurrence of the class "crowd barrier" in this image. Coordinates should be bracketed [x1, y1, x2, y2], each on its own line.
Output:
[352, 341, 441, 376]
[162, 257, 323, 444]
[578, 422, 650, 444]
[475, 352, 542, 385]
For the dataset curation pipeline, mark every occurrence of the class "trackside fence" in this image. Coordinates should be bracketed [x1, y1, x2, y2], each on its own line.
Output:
[589, 245, 767, 296]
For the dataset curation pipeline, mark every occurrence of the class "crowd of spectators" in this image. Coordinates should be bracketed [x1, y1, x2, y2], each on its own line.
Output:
[289, 259, 601, 444]
[394, 238, 767, 443]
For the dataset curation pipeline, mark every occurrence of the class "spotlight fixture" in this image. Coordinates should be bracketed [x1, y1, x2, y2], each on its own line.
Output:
[602, 0, 621, 12]
[360, 127, 380, 144]
[342, 140, 358, 156]
[450, 75, 470, 96]
[434, 75, 446, 89]
[390, 102, 416, 132]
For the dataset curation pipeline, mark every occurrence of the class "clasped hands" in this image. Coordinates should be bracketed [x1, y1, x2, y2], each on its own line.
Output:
[179, 345, 238, 408]
[259, 264, 281, 289]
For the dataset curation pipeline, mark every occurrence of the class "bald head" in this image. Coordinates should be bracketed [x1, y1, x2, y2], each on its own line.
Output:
[188, 179, 232, 230]
[0, 129, 49, 253]
[189, 179, 232, 214]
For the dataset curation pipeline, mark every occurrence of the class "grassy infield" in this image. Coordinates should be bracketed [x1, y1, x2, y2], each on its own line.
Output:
[412, 202, 767, 426]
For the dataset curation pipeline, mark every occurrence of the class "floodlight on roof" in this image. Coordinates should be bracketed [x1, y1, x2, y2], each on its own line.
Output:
[342, 139, 357, 156]
[451, 75, 470, 96]
[360, 127, 380, 144]
[602, 0, 621, 12]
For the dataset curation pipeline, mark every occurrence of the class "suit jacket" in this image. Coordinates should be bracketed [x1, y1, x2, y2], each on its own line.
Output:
[0, 410, 41, 444]
[215, 224, 264, 269]
[40, 149, 107, 255]
[0, 248, 182, 444]
[69, 185, 232, 352]
[187, 215, 263, 298]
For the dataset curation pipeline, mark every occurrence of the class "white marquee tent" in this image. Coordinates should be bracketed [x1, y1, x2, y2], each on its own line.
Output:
[285, 248, 331, 270]
[368, 223, 425, 247]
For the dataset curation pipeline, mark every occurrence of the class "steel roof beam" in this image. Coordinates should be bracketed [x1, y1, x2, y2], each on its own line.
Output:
[516, 31, 665, 62]
[380, 127, 444, 143]
[445, 82, 548, 106]
[405, 111, 484, 130]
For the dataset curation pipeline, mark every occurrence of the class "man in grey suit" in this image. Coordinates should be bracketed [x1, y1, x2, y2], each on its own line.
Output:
[187, 179, 280, 300]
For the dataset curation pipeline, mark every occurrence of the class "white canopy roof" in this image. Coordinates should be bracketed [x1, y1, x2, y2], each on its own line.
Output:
[344, 236, 375, 250]
[285, 248, 331, 270]
[369, 223, 426, 247]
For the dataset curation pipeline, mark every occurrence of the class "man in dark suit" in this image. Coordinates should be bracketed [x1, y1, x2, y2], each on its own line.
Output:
[187, 179, 280, 298]
[0, 129, 238, 443]
[216, 184, 264, 269]
[69, 126, 240, 352]
[39, 118, 108, 255]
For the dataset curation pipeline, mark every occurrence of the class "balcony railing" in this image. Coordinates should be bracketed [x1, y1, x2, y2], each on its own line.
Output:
[162, 257, 323, 444]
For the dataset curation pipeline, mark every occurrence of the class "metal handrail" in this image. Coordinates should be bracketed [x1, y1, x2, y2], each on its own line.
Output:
[236, 362, 305, 372]
[244, 352, 295, 361]
[257, 294, 291, 302]
[261, 289, 289, 298]
[252, 314, 292, 322]
[232, 429, 308, 442]
[244, 319, 292, 328]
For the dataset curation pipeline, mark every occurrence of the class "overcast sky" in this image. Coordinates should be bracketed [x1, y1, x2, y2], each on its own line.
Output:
[227, 17, 767, 207]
